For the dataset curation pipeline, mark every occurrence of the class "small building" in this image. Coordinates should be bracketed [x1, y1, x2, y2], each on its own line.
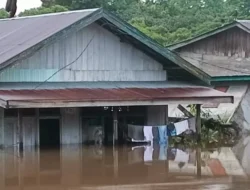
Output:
[169, 20, 250, 131]
[0, 8, 232, 148]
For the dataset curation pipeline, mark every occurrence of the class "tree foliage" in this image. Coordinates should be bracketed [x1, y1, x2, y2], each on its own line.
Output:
[2, 0, 250, 45]
[0, 8, 8, 19]
[19, 5, 68, 16]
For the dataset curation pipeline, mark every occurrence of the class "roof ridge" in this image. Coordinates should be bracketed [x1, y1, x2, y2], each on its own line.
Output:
[0, 8, 100, 21]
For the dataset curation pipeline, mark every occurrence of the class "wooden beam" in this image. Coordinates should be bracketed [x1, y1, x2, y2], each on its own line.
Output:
[7, 96, 233, 109]
[177, 104, 194, 118]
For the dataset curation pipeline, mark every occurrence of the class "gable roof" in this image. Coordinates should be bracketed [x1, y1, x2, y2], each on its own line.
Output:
[168, 20, 250, 50]
[167, 20, 250, 84]
[0, 8, 210, 83]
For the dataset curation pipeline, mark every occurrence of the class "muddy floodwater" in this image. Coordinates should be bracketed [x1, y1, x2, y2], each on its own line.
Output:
[0, 136, 250, 190]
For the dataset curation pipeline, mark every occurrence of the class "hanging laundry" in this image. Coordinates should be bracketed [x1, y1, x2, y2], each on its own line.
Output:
[167, 123, 177, 136]
[174, 120, 189, 135]
[152, 127, 160, 142]
[128, 124, 144, 141]
[143, 126, 153, 142]
[158, 125, 167, 144]
[188, 117, 196, 132]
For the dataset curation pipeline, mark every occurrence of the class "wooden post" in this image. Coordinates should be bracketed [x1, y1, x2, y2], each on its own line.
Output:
[165, 105, 169, 125]
[196, 148, 202, 178]
[113, 108, 118, 146]
[165, 105, 169, 176]
[17, 109, 23, 155]
[195, 104, 201, 140]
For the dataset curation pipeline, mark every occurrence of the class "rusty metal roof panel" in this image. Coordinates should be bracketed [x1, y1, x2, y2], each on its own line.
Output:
[0, 87, 233, 105]
[0, 9, 98, 67]
[0, 81, 206, 90]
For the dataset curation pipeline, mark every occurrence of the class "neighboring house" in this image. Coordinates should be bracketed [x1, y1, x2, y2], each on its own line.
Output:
[0, 8, 232, 147]
[169, 20, 250, 131]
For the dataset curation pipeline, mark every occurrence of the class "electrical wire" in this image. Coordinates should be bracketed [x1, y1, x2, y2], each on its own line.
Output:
[34, 35, 95, 89]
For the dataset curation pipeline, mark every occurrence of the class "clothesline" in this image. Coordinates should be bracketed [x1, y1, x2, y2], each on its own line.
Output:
[127, 118, 196, 144]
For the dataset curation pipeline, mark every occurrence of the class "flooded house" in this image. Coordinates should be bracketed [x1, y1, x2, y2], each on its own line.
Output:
[0, 8, 233, 149]
[169, 21, 250, 176]
[169, 20, 250, 131]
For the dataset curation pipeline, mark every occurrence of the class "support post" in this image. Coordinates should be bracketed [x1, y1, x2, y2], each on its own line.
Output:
[165, 105, 169, 125]
[196, 148, 202, 178]
[113, 107, 118, 146]
[17, 109, 23, 155]
[165, 105, 169, 176]
[195, 104, 201, 140]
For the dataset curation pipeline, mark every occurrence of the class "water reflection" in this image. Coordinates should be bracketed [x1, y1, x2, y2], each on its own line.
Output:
[0, 143, 249, 190]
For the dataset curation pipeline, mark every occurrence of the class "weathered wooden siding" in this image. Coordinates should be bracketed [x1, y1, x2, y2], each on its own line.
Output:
[147, 106, 166, 125]
[0, 23, 166, 82]
[23, 117, 36, 146]
[61, 108, 81, 144]
[4, 118, 17, 147]
[178, 27, 250, 58]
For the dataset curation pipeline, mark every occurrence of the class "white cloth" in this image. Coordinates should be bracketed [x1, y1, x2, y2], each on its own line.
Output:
[174, 120, 189, 135]
[143, 126, 153, 142]
[174, 149, 189, 163]
[144, 145, 153, 162]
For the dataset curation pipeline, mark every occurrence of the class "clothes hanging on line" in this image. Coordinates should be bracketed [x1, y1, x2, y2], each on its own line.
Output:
[174, 120, 189, 135]
[143, 126, 153, 142]
[128, 124, 144, 141]
[158, 125, 167, 144]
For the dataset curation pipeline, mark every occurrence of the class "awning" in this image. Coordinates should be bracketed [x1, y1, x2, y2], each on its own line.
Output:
[0, 86, 233, 108]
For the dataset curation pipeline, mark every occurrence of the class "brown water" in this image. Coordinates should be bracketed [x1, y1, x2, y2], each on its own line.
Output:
[0, 137, 250, 190]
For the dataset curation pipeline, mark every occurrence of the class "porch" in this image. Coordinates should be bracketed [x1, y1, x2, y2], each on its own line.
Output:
[0, 82, 234, 149]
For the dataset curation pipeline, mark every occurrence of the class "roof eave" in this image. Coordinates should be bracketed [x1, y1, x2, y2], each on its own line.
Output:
[210, 75, 250, 85]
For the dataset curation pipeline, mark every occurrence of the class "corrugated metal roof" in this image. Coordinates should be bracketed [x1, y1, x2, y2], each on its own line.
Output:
[169, 20, 250, 50]
[0, 8, 210, 84]
[0, 9, 98, 67]
[0, 86, 233, 108]
[181, 56, 250, 77]
[0, 81, 206, 90]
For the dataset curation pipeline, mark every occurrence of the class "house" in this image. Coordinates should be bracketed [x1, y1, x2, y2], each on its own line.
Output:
[168, 20, 250, 131]
[0, 8, 232, 148]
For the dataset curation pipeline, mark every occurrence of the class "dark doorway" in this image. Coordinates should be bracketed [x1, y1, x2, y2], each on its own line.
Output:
[39, 119, 60, 147]
[104, 116, 113, 145]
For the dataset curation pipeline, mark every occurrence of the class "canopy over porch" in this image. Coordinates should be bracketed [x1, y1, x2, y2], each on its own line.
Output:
[0, 82, 233, 108]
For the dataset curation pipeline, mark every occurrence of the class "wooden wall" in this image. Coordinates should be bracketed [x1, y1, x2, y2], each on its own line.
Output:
[61, 108, 81, 145]
[0, 23, 166, 82]
[178, 27, 250, 58]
